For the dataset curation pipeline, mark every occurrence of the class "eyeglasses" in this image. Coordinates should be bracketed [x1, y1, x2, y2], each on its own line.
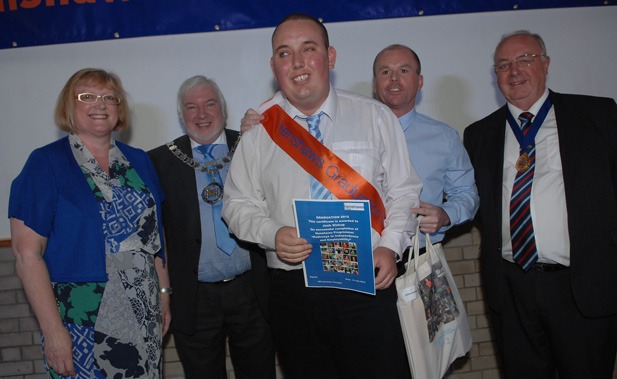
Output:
[76, 93, 121, 105]
[494, 54, 545, 73]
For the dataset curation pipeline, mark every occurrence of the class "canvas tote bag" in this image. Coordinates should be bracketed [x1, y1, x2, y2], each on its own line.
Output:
[395, 228, 472, 378]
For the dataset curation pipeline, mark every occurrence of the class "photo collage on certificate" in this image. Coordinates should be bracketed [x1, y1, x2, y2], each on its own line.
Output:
[320, 241, 359, 275]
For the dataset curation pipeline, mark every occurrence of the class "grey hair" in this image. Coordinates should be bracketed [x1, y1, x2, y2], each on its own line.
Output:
[493, 30, 548, 62]
[177, 75, 228, 125]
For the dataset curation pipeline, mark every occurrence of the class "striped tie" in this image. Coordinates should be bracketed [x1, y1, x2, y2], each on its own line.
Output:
[510, 112, 538, 271]
[304, 112, 330, 199]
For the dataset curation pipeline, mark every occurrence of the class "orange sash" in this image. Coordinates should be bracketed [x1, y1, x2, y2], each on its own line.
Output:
[261, 104, 386, 234]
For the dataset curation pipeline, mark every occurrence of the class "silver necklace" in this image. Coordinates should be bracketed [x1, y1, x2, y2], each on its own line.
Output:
[166, 133, 242, 204]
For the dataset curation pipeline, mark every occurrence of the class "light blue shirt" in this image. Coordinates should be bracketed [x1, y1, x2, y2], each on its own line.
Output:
[400, 108, 479, 247]
[194, 141, 251, 282]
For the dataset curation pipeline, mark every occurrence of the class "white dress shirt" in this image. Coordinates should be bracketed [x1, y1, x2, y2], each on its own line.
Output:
[223, 86, 422, 270]
[501, 89, 571, 265]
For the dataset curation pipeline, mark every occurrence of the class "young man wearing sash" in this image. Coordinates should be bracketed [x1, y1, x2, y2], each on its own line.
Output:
[223, 14, 421, 379]
[464, 31, 617, 378]
[148, 76, 274, 379]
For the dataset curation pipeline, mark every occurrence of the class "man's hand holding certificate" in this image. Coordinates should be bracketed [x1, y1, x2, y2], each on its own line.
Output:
[293, 199, 376, 295]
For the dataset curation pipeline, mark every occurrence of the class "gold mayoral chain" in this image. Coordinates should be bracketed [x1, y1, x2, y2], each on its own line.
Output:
[166, 133, 242, 204]
[515, 150, 532, 172]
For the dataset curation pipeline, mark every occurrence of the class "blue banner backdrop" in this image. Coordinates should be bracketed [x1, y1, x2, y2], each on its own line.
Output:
[0, 0, 612, 49]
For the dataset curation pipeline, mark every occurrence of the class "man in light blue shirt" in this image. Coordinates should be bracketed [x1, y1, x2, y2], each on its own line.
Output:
[373, 44, 479, 248]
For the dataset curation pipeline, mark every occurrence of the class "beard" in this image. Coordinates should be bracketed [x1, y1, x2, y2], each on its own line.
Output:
[185, 125, 225, 145]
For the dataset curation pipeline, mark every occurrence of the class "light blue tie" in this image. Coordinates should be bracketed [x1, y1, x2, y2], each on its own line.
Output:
[197, 144, 237, 255]
[304, 112, 330, 199]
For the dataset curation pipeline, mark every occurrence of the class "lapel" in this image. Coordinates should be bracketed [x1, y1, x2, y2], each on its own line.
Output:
[170, 135, 202, 231]
[224, 128, 240, 150]
[551, 91, 582, 211]
[173, 134, 198, 185]
[476, 105, 508, 237]
[486, 106, 508, 197]
[551, 91, 577, 179]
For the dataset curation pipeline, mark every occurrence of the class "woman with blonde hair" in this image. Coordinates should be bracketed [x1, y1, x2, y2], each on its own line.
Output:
[9, 68, 170, 378]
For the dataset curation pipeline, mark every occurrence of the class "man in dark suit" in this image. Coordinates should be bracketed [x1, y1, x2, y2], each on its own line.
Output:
[464, 31, 617, 378]
[148, 76, 274, 379]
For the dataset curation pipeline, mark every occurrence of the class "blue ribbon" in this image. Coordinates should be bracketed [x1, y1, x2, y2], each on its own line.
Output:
[506, 95, 553, 152]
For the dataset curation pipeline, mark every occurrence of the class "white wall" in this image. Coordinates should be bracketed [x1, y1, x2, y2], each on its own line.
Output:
[1, 6, 616, 238]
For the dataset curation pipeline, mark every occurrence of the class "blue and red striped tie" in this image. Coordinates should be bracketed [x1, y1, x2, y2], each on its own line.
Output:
[510, 112, 538, 271]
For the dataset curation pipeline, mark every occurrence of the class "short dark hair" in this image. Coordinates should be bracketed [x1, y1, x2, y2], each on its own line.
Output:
[272, 13, 329, 49]
[373, 44, 422, 77]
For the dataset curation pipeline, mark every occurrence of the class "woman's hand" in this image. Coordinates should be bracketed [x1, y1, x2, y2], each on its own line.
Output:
[160, 292, 172, 336]
[43, 325, 76, 377]
[11, 218, 75, 376]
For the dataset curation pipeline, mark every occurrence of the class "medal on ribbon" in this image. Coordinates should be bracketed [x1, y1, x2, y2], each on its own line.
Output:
[515, 152, 531, 172]
[506, 95, 553, 174]
[201, 182, 223, 204]
[200, 164, 224, 204]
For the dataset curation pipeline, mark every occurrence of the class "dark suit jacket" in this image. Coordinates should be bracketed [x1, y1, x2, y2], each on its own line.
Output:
[464, 91, 617, 318]
[148, 130, 270, 335]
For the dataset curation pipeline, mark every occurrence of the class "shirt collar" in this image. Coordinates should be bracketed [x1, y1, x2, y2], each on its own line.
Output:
[507, 88, 550, 118]
[190, 130, 228, 149]
[398, 107, 418, 133]
[282, 84, 337, 125]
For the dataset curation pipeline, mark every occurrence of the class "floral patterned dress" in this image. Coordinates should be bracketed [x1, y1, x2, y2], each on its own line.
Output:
[47, 134, 162, 378]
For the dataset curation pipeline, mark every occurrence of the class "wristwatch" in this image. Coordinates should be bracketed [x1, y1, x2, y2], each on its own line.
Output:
[160, 287, 173, 294]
